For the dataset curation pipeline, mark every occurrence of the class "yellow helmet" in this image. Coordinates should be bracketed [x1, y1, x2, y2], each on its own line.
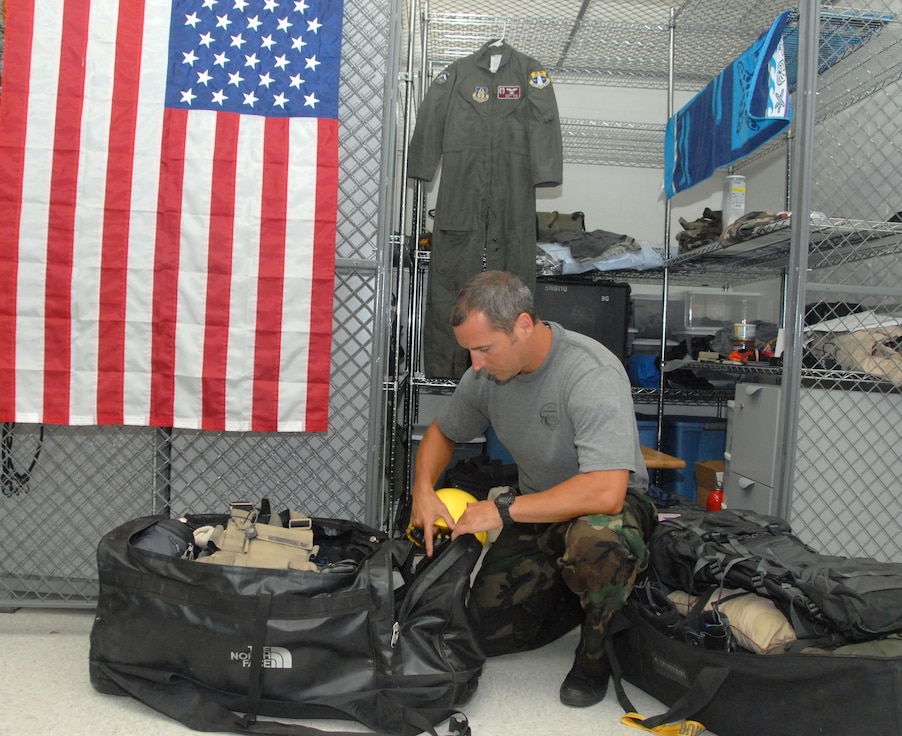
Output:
[406, 487, 487, 547]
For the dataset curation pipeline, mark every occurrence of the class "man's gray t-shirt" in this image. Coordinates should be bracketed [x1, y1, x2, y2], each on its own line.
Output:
[437, 322, 648, 495]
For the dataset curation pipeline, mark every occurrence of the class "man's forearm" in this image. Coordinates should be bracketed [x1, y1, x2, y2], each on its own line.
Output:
[508, 470, 629, 523]
[410, 421, 459, 555]
[412, 420, 455, 496]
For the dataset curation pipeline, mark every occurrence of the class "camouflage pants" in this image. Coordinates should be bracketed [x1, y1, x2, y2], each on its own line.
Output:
[470, 487, 656, 670]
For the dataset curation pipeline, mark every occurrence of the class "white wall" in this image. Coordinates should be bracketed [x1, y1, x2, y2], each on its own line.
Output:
[416, 81, 789, 238]
[549, 83, 790, 246]
[551, 83, 786, 323]
[411, 79, 789, 323]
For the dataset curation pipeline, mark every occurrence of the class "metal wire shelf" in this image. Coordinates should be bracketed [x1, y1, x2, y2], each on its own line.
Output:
[665, 216, 902, 286]
[561, 118, 665, 168]
[413, 2, 902, 168]
[415, 216, 902, 287]
[678, 361, 902, 394]
[412, 373, 734, 407]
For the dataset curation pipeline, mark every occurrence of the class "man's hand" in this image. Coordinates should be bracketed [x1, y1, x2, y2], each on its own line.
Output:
[409, 421, 457, 556]
[450, 500, 503, 541]
[410, 486, 455, 557]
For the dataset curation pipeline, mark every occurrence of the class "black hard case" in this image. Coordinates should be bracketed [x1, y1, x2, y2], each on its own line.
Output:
[534, 277, 631, 362]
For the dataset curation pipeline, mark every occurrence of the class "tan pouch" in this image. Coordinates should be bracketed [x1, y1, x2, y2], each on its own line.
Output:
[537, 210, 585, 239]
[197, 503, 319, 571]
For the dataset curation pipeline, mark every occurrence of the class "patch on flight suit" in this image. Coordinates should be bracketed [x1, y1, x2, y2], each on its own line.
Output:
[434, 71, 449, 84]
[497, 85, 521, 100]
[529, 70, 551, 89]
[472, 86, 490, 103]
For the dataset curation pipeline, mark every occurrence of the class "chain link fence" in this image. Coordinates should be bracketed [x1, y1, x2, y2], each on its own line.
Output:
[789, 1, 902, 560]
[5, 0, 901, 609]
[0, 0, 399, 608]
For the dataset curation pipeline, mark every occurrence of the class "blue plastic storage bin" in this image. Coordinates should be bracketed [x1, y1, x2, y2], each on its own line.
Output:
[660, 415, 727, 501]
[635, 413, 658, 449]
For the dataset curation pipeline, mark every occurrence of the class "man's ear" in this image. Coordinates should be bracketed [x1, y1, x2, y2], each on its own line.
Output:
[514, 311, 534, 337]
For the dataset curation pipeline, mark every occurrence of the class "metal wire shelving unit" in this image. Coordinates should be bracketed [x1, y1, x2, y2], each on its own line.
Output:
[397, 0, 902, 561]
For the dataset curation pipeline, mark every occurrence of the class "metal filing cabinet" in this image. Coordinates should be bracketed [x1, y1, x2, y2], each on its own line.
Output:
[724, 383, 781, 515]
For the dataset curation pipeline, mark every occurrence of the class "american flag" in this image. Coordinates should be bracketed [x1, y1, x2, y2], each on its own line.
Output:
[0, 0, 343, 432]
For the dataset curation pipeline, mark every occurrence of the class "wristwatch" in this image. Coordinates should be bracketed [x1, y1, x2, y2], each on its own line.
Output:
[494, 490, 517, 526]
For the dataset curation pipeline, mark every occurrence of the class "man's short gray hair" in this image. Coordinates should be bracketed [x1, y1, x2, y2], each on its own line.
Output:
[451, 271, 537, 335]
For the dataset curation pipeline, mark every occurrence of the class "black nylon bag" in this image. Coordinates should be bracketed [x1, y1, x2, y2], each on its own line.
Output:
[89, 514, 485, 736]
[610, 603, 902, 736]
[648, 505, 902, 642]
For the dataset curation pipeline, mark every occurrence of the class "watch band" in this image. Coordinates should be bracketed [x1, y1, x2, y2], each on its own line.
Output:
[494, 490, 516, 526]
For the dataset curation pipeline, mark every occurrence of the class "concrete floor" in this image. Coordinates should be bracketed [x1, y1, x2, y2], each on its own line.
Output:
[1, 606, 704, 736]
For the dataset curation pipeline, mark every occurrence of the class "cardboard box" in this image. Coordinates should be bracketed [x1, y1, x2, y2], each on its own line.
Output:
[695, 460, 725, 508]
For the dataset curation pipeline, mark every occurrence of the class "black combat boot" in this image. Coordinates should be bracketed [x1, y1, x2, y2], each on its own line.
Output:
[559, 657, 611, 707]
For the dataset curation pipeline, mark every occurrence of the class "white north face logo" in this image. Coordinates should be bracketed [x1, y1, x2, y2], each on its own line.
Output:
[231, 646, 293, 669]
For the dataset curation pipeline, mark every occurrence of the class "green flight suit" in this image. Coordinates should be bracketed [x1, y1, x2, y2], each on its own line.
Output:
[408, 40, 563, 379]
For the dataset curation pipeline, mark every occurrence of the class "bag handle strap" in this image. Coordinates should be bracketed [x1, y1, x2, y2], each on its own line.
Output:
[94, 661, 469, 736]
[239, 592, 273, 727]
[605, 613, 729, 731]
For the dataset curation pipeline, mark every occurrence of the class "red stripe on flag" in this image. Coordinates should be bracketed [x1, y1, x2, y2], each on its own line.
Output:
[305, 118, 340, 432]
[201, 113, 240, 431]
[96, 2, 146, 425]
[42, 1, 91, 424]
[149, 108, 189, 428]
[252, 117, 290, 432]
[0, 0, 36, 419]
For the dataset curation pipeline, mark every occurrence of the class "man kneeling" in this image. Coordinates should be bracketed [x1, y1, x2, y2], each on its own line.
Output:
[410, 271, 656, 707]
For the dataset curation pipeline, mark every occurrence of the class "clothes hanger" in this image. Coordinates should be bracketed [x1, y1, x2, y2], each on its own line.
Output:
[489, 21, 507, 47]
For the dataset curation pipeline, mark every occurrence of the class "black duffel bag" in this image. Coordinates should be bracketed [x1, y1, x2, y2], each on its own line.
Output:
[607, 597, 902, 736]
[89, 512, 485, 736]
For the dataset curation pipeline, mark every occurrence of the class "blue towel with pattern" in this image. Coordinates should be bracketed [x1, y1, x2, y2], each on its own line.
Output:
[664, 11, 792, 198]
